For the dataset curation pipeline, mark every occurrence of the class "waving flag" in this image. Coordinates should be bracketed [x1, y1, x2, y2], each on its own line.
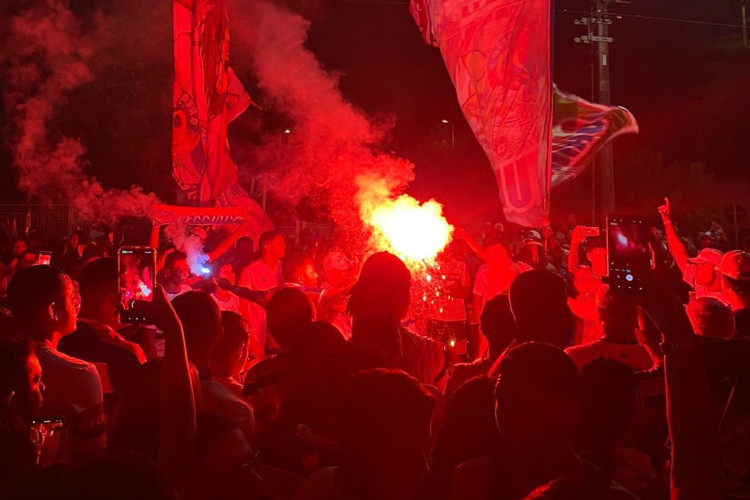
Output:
[410, 0, 638, 227]
[172, 0, 270, 238]
[551, 86, 639, 187]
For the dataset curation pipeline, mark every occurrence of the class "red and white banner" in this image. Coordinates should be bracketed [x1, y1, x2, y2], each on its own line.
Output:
[411, 0, 552, 227]
[172, 0, 270, 238]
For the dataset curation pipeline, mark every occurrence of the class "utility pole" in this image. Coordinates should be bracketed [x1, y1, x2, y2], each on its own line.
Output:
[742, 2, 748, 49]
[574, 0, 615, 223]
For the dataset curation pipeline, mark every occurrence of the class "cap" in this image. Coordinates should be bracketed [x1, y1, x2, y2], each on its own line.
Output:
[189, 227, 207, 240]
[687, 248, 723, 266]
[323, 251, 354, 272]
[718, 250, 750, 281]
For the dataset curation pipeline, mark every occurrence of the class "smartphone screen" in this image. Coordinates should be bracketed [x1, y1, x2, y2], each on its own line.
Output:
[118, 246, 156, 324]
[30, 416, 64, 466]
[37, 251, 52, 266]
[606, 215, 650, 295]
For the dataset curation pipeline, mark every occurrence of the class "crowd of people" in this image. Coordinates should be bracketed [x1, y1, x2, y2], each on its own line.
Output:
[0, 197, 749, 500]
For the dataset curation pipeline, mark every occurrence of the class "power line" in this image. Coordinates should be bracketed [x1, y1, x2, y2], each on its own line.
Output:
[559, 9, 744, 29]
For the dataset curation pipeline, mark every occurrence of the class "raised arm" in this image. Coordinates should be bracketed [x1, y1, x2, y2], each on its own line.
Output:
[658, 198, 689, 273]
[206, 219, 251, 263]
[567, 226, 585, 275]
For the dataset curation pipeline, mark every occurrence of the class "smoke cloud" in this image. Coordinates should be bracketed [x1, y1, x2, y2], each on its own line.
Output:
[1, 0, 158, 225]
[231, 0, 416, 252]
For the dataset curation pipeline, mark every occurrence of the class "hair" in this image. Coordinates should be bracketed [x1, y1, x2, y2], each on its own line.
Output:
[265, 288, 314, 350]
[509, 270, 574, 348]
[282, 253, 314, 283]
[258, 231, 282, 256]
[337, 369, 434, 458]
[479, 295, 517, 355]
[687, 297, 735, 339]
[163, 250, 187, 270]
[6, 265, 66, 322]
[172, 291, 222, 362]
[724, 276, 750, 296]
[211, 311, 251, 378]
[494, 342, 581, 439]
[79, 257, 118, 306]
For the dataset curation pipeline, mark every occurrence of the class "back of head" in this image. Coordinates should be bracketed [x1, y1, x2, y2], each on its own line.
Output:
[574, 359, 639, 453]
[596, 285, 638, 336]
[266, 287, 314, 351]
[509, 270, 573, 347]
[163, 250, 187, 270]
[172, 291, 222, 363]
[347, 251, 411, 323]
[480, 295, 517, 355]
[79, 257, 118, 307]
[338, 368, 434, 458]
[494, 342, 581, 443]
[7, 265, 65, 325]
[687, 297, 735, 339]
[211, 311, 251, 378]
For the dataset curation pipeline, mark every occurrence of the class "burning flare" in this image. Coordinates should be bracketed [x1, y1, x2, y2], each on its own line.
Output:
[357, 175, 453, 264]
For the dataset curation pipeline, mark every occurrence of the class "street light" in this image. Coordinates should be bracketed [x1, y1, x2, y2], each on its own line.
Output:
[441, 119, 455, 150]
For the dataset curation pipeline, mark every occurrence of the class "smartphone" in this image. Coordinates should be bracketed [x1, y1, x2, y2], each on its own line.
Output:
[118, 246, 156, 324]
[30, 416, 64, 466]
[37, 251, 52, 266]
[606, 215, 650, 295]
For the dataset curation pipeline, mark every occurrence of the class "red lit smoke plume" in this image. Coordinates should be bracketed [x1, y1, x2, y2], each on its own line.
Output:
[230, 0, 417, 252]
[1, 0, 158, 224]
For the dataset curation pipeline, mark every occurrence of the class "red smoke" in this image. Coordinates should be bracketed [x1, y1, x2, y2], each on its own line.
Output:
[2, 1, 158, 224]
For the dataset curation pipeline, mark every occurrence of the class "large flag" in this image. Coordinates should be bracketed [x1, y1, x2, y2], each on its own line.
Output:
[551, 86, 638, 187]
[410, 0, 552, 227]
[172, 0, 270, 238]
[410, 0, 638, 227]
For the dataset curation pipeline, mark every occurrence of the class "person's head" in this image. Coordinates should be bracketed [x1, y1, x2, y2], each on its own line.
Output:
[162, 251, 189, 287]
[211, 311, 251, 379]
[596, 285, 638, 339]
[0, 339, 43, 420]
[258, 231, 285, 261]
[6, 266, 78, 341]
[688, 248, 723, 287]
[515, 239, 544, 269]
[337, 369, 434, 495]
[266, 287, 314, 352]
[687, 297, 735, 339]
[172, 291, 222, 367]
[18, 250, 39, 270]
[68, 231, 81, 249]
[484, 238, 512, 267]
[585, 237, 607, 278]
[323, 251, 354, 287]
[347, 252, 411, 361]
[283, 253, 318, 288]
[719, 251, 750, 303]
[234, 236, 254, 266]
[480, 295, 517, 357]
[12, 238, 28, 258]
[494, 342, 581, 445]
[509, 270, 574, 348]
[697, 231, 719, 250]
[573, 359, 640, 454]
[217, 263, 236, 284]
[78, 257, 119, 326]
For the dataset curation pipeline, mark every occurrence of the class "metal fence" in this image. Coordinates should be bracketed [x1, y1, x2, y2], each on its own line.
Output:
[0, 205, 77, 238]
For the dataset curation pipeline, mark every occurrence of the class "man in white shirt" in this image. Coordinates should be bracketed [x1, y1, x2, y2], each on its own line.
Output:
[159, 251, 193, 301]
[237, 231, 285, 353]
[6, 266, 106, 464]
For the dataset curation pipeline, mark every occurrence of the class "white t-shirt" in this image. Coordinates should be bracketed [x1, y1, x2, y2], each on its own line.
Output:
[34, 342, 105, 463]
[165, 283, 193, 302]
[238, 260, 283, 350]
[211, 290, 242, 314]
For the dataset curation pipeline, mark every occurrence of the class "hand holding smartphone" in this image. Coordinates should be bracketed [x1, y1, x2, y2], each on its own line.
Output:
[118, 246, 156, 324]
[606, 214, 650, 295]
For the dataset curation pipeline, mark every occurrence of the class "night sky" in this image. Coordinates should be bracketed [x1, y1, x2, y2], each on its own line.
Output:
[1, 0, 748, 229]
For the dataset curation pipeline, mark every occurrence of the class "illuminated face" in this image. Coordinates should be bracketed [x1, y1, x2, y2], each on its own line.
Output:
[13, 240, 28, 257]
[694, 261, 717, 287]
[169, 258, 191, 285]
[58, 275, 79, 335]
[25, 354, 44, 414]
[267, 236, 286, 260]
[219, 264, 235, 283]
[300, 264, 318, 288]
